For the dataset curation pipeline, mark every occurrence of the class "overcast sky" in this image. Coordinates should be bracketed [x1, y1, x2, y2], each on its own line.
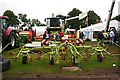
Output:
[0, 0, 120, 23]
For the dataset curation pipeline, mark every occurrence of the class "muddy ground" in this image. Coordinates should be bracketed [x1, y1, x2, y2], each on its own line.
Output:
[2, 68, 120, 80]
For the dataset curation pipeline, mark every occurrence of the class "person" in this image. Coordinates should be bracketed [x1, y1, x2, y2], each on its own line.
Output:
[109, 29, 115, 46]
[60, 31, 64, 38]
[97, 31, 104, 46]
[113, 30, 117, 43]
[49, 31, 54, 41]
[27, 28, 33, 43]
[45, 31, 49, 39]
[69, 31, 76, 38]
[60, 31, 64, 42]
[79, 31, 84, 39]
[41, 31, 49, 46]
[118, 30, 120, 46]
[43, 31, 46, 39]
[55, 31, 60, 41]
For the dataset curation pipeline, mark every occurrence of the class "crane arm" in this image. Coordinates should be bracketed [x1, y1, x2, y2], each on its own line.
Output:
[105, 0, 116, 32]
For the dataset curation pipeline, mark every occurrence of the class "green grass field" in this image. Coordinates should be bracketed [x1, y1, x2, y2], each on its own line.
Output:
[2, 41, 120, 78]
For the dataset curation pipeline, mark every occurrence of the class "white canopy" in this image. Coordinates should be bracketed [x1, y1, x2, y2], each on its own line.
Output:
[65, 28, 75, 32]
[81, 20, 120, 32]
[78, 20, 120, 40]
[32, 26, 47, 36]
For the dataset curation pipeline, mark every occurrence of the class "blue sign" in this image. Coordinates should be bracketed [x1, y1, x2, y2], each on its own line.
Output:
[85, 31, 90, 34]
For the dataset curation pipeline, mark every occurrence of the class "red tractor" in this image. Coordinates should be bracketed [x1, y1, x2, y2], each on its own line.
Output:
[0, 16, 20, 49]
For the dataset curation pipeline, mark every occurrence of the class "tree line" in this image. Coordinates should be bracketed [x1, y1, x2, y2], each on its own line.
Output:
[2, 8, 120, 30]
[3, 10, 42, 27]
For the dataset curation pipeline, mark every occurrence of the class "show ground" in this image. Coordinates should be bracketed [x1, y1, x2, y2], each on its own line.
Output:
[2, 41, 120, 79]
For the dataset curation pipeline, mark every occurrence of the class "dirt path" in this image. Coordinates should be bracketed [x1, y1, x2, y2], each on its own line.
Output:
[2, 68, 120, 80]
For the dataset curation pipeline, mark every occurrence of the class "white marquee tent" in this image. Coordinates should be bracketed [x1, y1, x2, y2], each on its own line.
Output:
[81, 20, 120, 32]
[78, 20, 120, 40]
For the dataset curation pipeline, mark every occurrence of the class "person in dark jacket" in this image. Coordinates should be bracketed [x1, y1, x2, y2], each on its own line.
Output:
[118, 30, 120, 46]
[41, 31, 49, 46]
[97, 31, 104, 46]
[79, 31, 84, 39]
[43, 31, 46, 39]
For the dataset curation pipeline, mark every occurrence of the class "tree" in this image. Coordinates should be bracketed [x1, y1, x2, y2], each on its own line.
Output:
[3, 10, 20, 25]
[31, 19, 41, 26]
[87, 10, 101, 26]
[112, 15, 120, 21]
[18, 13, 42, 27]
[68, 8, 82, 17]
[56, 14, 66, 20]
[66, 9, 101, 29]
[18, 13, 28, 24]
[67, 8, 82, 30]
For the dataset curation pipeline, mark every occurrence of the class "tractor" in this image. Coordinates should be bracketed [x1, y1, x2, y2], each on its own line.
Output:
[0, 16, 20, 49]
[0, 16, 20, 72]
[45, 17, 63, 34]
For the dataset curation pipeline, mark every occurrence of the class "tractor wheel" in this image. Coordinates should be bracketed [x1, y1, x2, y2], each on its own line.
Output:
[49, 56, 54, 65]
[73, 57, 75, 64]
[73, 57, 78, 66]
[22, 56, 28, 64]
[97, 54, 103, 62]
[9, 32, 16, 49]
[2, 59, 11, 72]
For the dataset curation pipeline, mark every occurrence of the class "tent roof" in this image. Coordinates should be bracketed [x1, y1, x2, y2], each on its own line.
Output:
[66, 28, 75, 31]
[81, 20, 120, 32]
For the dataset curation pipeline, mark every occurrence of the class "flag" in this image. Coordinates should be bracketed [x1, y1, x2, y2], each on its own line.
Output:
[85, 15, 88, 26]
[79, 11, 88, 20]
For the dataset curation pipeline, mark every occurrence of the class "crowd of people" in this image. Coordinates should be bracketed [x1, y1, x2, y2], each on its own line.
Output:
[97, 29, 120, 47]
[41, 31, 64, 46]
[41, 29, 120, 47]
[43, 31, 64, 41]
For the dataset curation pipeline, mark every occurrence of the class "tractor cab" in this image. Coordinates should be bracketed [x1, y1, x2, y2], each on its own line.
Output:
[0, 16, 9, 32]
[45, 17, 62, 34]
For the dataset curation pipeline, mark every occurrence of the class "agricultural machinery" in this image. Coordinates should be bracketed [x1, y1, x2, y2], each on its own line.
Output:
[103, 0, 119, 44]
[0, 16, 20, 49]
[8, 15, 111, 65]
[10, 39, 112, 67]
[2, 0, 116, 72]
[45, 16, 62, 34]
[0, 16, 35, 71]
[0, 16, 21, 72]
[0, 16, 19, 71]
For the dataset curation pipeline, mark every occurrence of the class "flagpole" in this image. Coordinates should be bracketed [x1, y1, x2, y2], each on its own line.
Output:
[87, 12, 88, 27]
[86, 11, 89, 40]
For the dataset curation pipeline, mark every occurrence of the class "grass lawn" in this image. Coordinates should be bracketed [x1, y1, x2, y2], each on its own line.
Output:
[2, 41, 120, 78]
